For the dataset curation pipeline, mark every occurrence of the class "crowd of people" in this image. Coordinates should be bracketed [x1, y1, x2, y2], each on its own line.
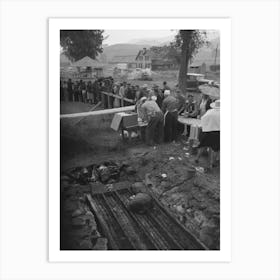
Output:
[60, 77, 220, 170]
[134, 81, 220, 170]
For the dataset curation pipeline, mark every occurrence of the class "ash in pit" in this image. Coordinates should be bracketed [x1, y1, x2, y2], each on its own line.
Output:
[61, 146, 220, 250]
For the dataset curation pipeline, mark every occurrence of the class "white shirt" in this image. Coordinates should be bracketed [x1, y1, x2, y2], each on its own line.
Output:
[201, 108, 220, 132]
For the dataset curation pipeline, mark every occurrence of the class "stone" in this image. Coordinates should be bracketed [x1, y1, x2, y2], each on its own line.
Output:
[61, 175, 71, 182]
[67, 228, 92, 240]
[128, 193, 153, 214]
[125, 166, 137, 175]
[72, 216, 86, 227]
[194, 210, 207, 226]
[79, 239, 93, 250]
[131, 182, 145, 193]
[71, 208, 85, 218]
[176, 205, 185, 214]
[93, 238, 108, 250]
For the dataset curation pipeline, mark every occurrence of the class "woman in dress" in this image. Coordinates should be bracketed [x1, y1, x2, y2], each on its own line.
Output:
[195, 99, 220, 170]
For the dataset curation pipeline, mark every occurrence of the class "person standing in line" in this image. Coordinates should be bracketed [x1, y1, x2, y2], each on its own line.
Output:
[141, 96, 164, 146]
[162, 90, 179, 142]
[119, 82, 127, 107]
[67, 79, 73, 102]
[62, 81, 68, 101]
[183, 94, 198, 137]
[81, 80, 87, 103]
[153, 84, 164, 109]
[73, 81, 79, 102]
[113, 83, 120, 108]
[87, 81, 93, 104]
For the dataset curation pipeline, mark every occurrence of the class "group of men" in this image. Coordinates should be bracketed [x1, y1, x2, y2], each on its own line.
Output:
[136, 81, 185, 146]
[136, 81, 220, 170]
[60, 77, 114, 105]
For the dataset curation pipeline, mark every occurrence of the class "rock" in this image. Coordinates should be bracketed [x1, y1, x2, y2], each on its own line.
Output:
[194, 211, 207, 226]
[68, 228, 92, 240]
[91, 229, 101, 239]
[125, 166, 137, 175]
[93, 238, 108, 250]
[107, 179, 116, 184]
[71, 208, 85, 218]
[176, 205, 185, 214]
[128, 193, 153, 214]
[61, 175, 71, 182]
[131, 182, 145, 193]
[89, 167, 99, 182]
[72, 216, 86, 227]
[79, 239, 93, 250]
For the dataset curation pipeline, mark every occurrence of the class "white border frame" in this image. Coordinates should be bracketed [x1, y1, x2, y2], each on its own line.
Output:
[49, 18, 231, 262]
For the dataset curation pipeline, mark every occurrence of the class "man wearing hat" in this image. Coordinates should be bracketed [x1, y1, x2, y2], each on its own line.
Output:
[162, 90, 179, 142]
[195, 100, 220, 170]
[141, 96, 164, 146]
[153, 84, 164, 109]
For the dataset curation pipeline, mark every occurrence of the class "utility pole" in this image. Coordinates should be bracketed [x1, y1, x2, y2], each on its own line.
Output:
[214, 44, 219, 69]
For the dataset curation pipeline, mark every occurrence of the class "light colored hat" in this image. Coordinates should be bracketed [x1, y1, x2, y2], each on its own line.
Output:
[142, 84, 148, 88]
[210, 99, 220, 109]
[164, 90, 171, 96]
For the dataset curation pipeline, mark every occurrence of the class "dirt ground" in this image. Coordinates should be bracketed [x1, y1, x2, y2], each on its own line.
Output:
[61, 135, 220, 250]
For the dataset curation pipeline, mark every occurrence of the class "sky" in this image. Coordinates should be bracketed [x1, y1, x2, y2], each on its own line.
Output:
[103, 30, 176, 45]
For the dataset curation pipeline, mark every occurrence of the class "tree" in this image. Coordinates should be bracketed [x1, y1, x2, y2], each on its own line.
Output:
[176, 30, 208, 94]
[150, 44, 181, 65]
[60, 30, 104, 61]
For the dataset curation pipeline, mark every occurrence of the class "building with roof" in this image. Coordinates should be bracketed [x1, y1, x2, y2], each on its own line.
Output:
[110, 55, 137, 69]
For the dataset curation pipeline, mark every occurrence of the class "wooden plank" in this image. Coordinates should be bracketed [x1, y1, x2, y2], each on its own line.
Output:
[60, 105, 135, 119]
[73, 102, 102, 126]
[86, 194, 119, 250]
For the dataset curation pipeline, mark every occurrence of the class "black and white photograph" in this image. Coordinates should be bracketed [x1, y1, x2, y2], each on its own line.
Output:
[1, 0, 280, 279]
[59, 28, 221, 251]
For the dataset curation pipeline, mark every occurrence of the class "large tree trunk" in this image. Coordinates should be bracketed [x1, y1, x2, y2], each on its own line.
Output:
[178, 31, 192, 96]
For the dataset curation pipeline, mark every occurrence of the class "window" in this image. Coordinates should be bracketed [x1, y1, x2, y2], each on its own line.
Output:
[145, 56, 149, 61]
[138, 56, 143, 61]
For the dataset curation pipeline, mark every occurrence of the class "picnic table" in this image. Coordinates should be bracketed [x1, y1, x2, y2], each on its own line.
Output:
[178, 116, 202, 143]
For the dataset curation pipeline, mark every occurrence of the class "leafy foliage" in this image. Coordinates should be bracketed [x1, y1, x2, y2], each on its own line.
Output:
[177, 30, 209, 93]
[150, 45, 181, 65]
[176, 30, 208, 63]
[60, 30, 104, 61]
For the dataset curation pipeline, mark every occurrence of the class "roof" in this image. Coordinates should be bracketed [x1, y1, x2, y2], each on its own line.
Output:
[72, 56, 104, 68]
[135, 48, 155, 60]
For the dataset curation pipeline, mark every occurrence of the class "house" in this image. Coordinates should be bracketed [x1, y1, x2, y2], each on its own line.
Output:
[71, 56, 105, 78]
[135, 48, 152, 69]
[151, 58, 176, 71]
[135, 48, 176, 70]
[110, 55, 137, 69]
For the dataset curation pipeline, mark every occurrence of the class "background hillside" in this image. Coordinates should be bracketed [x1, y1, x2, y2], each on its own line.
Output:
[98, 36, 220, 64]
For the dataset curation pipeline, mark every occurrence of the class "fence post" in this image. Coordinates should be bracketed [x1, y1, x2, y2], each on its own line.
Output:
[101, 92, 105, 108]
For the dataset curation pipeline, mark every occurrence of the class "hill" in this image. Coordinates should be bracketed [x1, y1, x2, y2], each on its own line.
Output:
[98, 44, 150, 63]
